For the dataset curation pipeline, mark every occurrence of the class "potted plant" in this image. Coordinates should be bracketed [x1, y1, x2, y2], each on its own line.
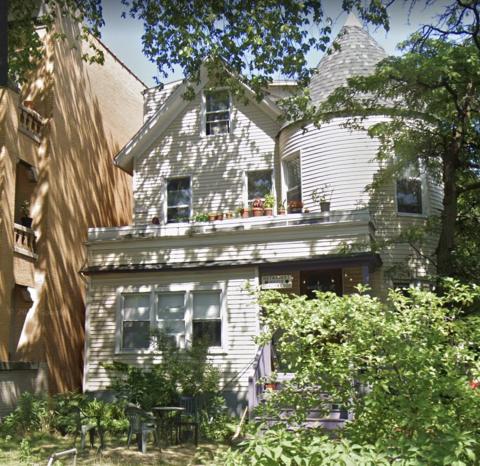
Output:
[277, 200, 286, 215]
[288, 199, 303, 214]
[252, 198, 264, 217]
[224, 211, 233, 220]
[20, 200, 32, 228]
[312, 183, 333, 212]
[263, 192, 275, 216]
[208, 212, 217, 222]
[215, 212, 223, 221]
[193, 212, 209, 222]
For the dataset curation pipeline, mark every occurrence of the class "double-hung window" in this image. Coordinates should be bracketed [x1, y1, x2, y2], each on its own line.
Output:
[192, 291, 222, 348]
[205, 90, 230, 135]
[284, 154, 301, 203]
[166, 177, 191, 223]
[121, 294, 150, 350]
[396, 165, 423, 214]
[156, 292, 186, 348]
[247, 170, 273, 205]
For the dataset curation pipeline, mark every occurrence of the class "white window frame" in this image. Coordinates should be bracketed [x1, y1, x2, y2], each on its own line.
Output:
[116, 291, 153, 353]
[164, 175, 192, 224]
[395, 164, 428, 217]
[244, 169, 274, 207]
[201, 89, 232, 137]
[281, 151, 302, 204]
[115, 283, 227, 355]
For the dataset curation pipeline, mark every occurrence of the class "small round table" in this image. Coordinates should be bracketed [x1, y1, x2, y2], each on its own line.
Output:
[152, 406, 185, 447]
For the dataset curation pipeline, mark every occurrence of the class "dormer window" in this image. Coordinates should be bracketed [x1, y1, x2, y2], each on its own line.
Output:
[205, 90, 230, 135]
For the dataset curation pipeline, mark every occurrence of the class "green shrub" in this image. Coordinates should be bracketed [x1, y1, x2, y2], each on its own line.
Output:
[207, 427, 391, 465]
[1, 392, 49, 435]
[248, 279, 480, 465]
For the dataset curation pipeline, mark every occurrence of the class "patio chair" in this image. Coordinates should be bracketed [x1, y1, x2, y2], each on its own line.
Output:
[177, 396, 199, 446]
[70, 406, 97, 450]
[125, 404, 158, 454]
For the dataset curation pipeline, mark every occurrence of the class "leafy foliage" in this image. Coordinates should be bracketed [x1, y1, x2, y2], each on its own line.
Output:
[245, 282, 480, 464]
[0, 392, 49, 435]
[319, 36, 480, 278]
[208, 427, 391, 466]
[8, 0, 105, 85]
[104, 332, 220, 410]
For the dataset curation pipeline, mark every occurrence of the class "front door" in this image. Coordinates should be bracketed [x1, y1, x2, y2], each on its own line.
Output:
[300, 269, 343, 298]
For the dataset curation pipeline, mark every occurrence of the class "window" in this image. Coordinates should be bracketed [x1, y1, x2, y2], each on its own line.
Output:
[205, 90, 230, 135]
[167, 177, 191, 223]
[396, 164, 423, 215]
[118, 287, 225, 352]
[156, 293, 186, 347]
[193, 291, 222, 347]
[247, 170, 273, 204]
[284, 155, 301, 202]
[121, 294, 150, 350]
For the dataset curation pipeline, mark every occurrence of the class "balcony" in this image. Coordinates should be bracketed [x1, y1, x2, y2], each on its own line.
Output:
[14, 223, 38, 260]
[88, 210, 374, 242]
[18, 104, 47, 143]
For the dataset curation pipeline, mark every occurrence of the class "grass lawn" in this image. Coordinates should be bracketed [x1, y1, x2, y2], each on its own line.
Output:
[0, 432, 220, 465]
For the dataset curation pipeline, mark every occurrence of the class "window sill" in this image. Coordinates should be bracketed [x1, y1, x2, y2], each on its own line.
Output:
[397, 212, 428, 219]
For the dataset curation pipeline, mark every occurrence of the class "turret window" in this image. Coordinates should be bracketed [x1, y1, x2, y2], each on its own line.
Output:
[284, 155, 301, 202]
[396, 165, 423, 214]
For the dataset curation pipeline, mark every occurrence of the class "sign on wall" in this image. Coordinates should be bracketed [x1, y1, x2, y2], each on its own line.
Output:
[261, 274, 294, 289]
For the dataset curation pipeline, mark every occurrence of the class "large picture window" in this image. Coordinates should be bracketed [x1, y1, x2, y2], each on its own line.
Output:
[166, 177, 191, 223]
[247, 170, 273, 204]
[205, 90, 230, 135]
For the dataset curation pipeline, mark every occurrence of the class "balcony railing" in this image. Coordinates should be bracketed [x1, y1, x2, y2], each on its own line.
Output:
[88, 210, 374, 242]
[14, 223, 38, 259]
[18, 105, 47, 143]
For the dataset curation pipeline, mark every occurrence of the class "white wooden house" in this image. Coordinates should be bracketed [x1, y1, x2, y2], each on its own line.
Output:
[82, 14, 442, 413]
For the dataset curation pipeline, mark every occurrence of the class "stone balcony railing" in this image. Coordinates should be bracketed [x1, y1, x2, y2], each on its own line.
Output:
[18, 105, 47, 143]
[14, 223, 38, 259]
[88, 209, 375, 243]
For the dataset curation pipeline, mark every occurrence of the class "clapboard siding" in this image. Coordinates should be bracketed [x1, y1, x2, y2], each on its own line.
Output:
[279, 117, 442, 288]
[133, 91, 280, 225]
[87, 223, 372, 267]
[143, 81, 181, 122]
[84, 268, 260, 392]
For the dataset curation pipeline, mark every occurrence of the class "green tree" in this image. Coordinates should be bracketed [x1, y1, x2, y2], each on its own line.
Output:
[319, 37, 480, 278]
[248, 283, 480, 464]
[6, 0, 104, 85]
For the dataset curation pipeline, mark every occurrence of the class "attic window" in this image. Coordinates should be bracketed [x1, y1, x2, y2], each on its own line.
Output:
[205, 90, 230, 135]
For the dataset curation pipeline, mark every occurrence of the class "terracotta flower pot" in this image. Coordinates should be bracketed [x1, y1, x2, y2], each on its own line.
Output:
[208, 213, 216, 222]
[252, 207, 264, 217]
[242, 210, 250, 218]
[264, 207, 273, 216]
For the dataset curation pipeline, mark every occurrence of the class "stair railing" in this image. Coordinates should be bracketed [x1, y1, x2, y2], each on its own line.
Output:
[247, 343, 272, 417]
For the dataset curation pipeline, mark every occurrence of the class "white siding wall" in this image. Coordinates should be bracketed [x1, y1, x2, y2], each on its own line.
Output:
[87, 221, 373, 268]
[133, 91, 279, 225]
[142, 82, 180, 122]
[279, 118, 443, 287]
[84, 268, 259, 404]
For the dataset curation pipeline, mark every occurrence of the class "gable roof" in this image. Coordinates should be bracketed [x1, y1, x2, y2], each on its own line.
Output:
[309, 13, 386, 105]
[114, 65, 283, 173]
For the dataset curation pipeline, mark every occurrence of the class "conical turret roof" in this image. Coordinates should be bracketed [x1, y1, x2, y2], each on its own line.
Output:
[309, 13, 387, 105]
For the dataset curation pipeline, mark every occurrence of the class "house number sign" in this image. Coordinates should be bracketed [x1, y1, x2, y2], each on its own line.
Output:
[261, 274, 294, 289]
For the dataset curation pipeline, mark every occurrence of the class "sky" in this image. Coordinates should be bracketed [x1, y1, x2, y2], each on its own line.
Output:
[99, 1, 447, 88]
